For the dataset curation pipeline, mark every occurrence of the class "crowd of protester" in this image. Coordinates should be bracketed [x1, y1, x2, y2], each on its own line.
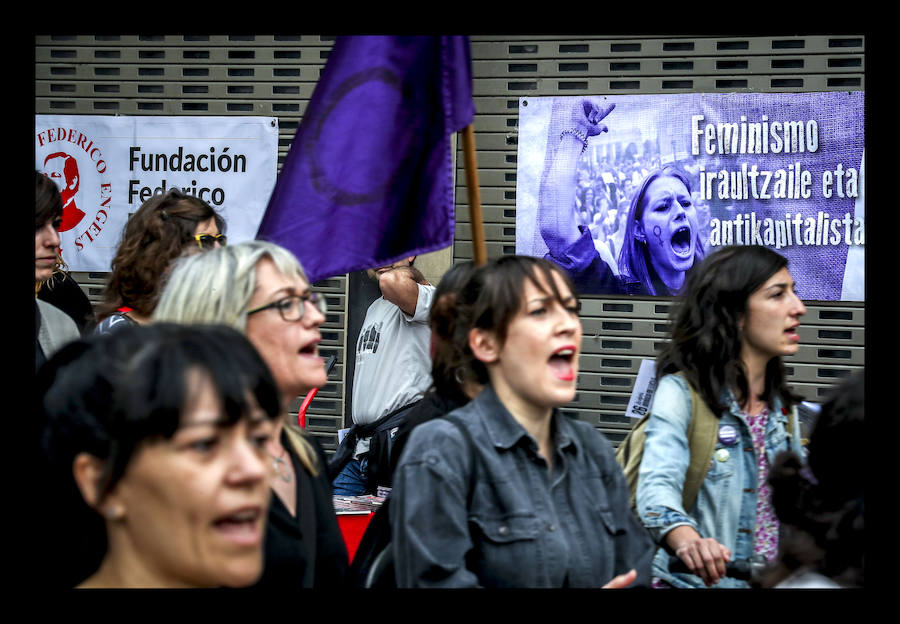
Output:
[34, 170, 863, 589]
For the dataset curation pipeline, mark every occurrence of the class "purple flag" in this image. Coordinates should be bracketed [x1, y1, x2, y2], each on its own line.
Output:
[256, 36, 475, 283]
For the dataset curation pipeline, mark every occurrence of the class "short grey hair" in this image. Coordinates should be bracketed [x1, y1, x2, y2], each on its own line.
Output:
[154, 240, 309, 330]
[154, 240, 322, 476]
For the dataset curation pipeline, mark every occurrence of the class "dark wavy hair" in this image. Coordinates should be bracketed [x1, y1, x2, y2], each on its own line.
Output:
[617, 166, 706, 296]
[36, 169, 63, 230]
[655, 245, 801, 415]
[454, 255, 578, 386]
[37, 323, 280, 586]
[98, 189, 224, 320]
[428, 261, 479, 404]
[761, 371, 864, 587]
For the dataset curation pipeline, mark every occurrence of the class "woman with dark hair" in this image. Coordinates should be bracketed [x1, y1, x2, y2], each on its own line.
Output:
[39, 323, 281, 588]
[636, 245, 807, 588]
[762, 371, 864, 588]
[538, 98, 705, 295]
[36, 250, 96, 334]
[95, 188, 225, 333]
[35, 170, 80, 372]
[391, 255, 655, 588]
[387, 260, 483, 479]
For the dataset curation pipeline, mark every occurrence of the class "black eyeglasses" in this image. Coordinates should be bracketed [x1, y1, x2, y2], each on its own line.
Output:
[246, 292, 327, 322]
[193, 233, 227, 249]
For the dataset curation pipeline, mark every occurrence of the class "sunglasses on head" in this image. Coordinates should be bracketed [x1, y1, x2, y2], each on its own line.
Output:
[193, 233, 227, 249]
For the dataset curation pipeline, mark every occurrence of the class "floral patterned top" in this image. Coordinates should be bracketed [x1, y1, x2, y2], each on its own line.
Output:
[744, 406, 779, 562]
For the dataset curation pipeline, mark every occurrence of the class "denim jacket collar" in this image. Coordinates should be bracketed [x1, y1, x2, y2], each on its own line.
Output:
[474, 384, 579, 455]
[720, 385, 786, 425]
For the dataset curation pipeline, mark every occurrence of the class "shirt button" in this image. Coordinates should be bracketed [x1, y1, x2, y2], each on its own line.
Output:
[498, 525, 509, 535]
[547, 524, 556, 532]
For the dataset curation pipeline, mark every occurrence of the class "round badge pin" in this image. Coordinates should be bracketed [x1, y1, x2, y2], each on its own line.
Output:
[715, 448, 730, 463]
[718, 425, 738, 446]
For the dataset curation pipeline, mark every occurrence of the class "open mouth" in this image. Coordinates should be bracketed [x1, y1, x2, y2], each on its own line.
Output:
[213, 508, 263, 545]
[548, 347, 577, 381]
[298, 338, 320, 357]
[785, 325, 801, 341]
[670, 226, 693, 257]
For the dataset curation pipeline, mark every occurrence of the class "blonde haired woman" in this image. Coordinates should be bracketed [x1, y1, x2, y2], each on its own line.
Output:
[155, 240, 348, 588]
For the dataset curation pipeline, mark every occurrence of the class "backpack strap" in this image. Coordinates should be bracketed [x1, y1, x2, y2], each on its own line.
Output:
[616, 411, 651, 513]
[680, 376, 719, 514]
[616, 372, 718, 516]
[442, 413, 481, 509]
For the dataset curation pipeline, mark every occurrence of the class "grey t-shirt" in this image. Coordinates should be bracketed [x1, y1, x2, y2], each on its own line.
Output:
[351, 282, 435, 456]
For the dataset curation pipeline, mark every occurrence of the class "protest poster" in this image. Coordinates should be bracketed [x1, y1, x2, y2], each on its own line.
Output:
[35, 115, 279, 272]
[515, 93, 864, 301]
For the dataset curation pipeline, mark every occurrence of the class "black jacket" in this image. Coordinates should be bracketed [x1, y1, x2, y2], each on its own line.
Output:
[251, 432, 350, 589]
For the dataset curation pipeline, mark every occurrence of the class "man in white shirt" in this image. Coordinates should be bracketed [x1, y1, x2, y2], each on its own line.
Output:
[332, 256, 435, 496]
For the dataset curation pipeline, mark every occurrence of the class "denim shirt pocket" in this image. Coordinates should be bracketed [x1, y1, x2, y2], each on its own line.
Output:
[595, 508, 623, 536]
[698, 443, 737, 524]
[583, 472, 624, 536]
[468, 513, 541, 586]
[470, 513, 541, 543]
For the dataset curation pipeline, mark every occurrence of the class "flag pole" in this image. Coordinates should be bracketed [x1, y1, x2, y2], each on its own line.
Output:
[461, 123, 487, 266]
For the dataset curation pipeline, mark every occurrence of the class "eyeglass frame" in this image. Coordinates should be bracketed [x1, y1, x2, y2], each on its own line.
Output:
[246, 292, 327, 322]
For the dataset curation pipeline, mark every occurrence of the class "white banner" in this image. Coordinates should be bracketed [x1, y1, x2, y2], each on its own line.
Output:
[625, 359, 658, 419]
[35, 115, 279, 272]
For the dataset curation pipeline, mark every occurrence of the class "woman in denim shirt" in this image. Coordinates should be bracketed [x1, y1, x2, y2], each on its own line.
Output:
[391, 256, 655, 588]
[636, 245, 807, 588]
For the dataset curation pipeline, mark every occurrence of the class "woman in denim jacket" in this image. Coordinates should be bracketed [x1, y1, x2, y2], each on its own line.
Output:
[636, 245, 807, 588]
[391, 256, 655, 588]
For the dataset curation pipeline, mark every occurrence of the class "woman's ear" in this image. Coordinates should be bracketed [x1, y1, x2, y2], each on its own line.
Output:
[468, 327, 500, 365]
[72, 453, 123, 520]
[633, 220, 646, 243]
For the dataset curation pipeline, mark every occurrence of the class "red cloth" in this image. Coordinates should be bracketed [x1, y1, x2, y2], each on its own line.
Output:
[336, 513, 374, 563]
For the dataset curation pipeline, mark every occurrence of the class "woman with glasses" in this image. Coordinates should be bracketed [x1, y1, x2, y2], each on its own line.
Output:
[95, 188, 226, 334]
[154, 240, 349, 589]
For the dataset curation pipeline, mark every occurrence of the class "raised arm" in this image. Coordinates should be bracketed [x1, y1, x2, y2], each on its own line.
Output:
[378, 265, 430, 317]
[538, 99, 616, 257]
